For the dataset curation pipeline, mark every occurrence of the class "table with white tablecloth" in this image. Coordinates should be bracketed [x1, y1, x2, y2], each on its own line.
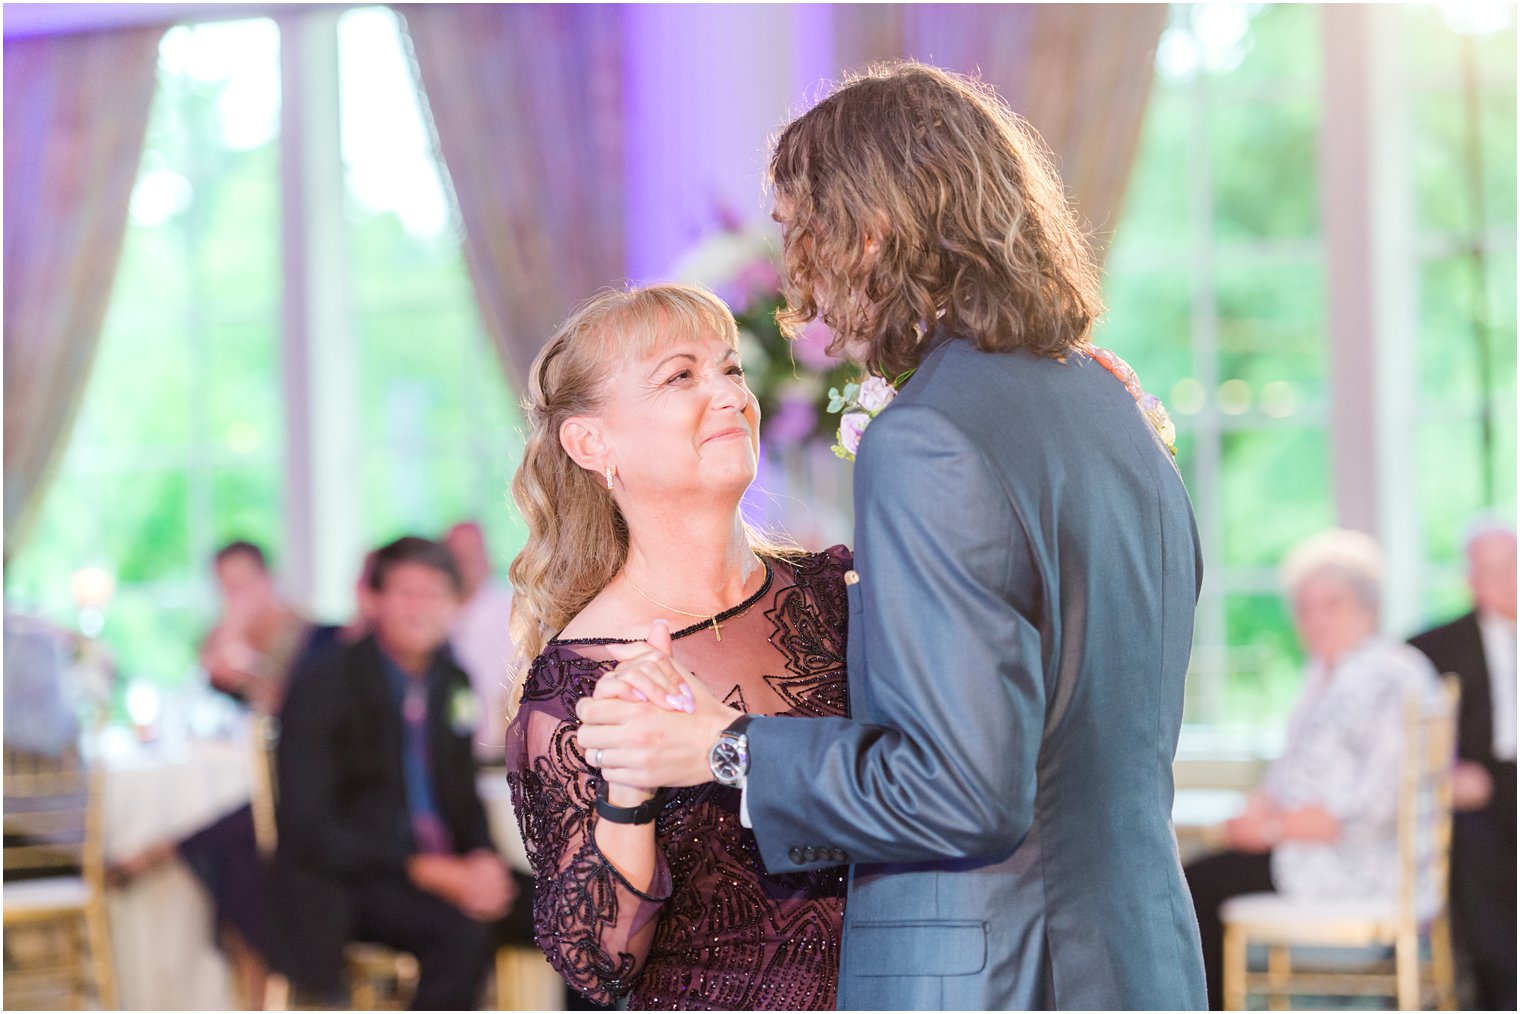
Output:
[96, 729, 252, 1011]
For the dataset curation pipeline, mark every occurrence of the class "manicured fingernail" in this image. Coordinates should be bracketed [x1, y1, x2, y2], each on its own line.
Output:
[665, 693, 687, 710]
[679, 683, 693, 699]
[632, 689, 648, 702]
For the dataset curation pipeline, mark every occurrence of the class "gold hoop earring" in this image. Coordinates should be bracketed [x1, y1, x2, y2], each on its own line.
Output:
[605, 466, 614, 491]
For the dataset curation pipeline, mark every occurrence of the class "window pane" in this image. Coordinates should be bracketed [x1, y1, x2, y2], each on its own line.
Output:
[1420, 418, 1493, 563]
[1220, 426, 1333, 568]
[1219, 591, 1302, 725]
[1110, 85, 1189, 252]
[211, 468, 282, 550]
[5, 20, 282, 697]
[1206, 3, 1321, 88]
[1094, 265, 1192, 396]
[1215, 258, 1327, 404]
[339, 6, 527, 562]
[1210, 95, 1320, 242]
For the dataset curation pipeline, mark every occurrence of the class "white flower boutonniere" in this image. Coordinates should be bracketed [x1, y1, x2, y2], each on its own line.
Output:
[827, 370, 916, 461]
[449, 685, 480, 735]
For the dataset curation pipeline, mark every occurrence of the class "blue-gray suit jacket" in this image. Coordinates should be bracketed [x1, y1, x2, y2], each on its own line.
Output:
[746, 334, 1208, 1010]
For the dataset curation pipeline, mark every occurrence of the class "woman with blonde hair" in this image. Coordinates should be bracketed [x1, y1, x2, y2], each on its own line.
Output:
[504, 283, 852, 1009]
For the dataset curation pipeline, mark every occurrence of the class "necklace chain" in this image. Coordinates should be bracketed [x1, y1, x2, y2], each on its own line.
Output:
[622, 563, 761, 642]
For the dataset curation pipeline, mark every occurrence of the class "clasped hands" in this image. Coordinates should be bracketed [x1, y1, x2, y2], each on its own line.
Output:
[575, 619, 740, 803]
[407, 848, 515, 922]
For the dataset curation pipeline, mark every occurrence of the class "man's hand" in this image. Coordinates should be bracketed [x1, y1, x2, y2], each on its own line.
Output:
[576, 621, 738, 789]
[1453, 760, 1493, 812]
[406, 851, 514, 922]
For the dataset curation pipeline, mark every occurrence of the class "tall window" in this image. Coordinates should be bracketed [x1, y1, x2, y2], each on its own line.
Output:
[1098, 3, 1517, 734]
[1405, 4, 1518, 616]
[4, 8, 524, 701]
[337, 8, 525, 557]
[6, 20, 283, 689]
[1098, 4, 1331, 731]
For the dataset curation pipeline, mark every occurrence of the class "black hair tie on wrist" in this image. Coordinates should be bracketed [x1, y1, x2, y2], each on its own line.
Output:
[594, 780, 666, 825]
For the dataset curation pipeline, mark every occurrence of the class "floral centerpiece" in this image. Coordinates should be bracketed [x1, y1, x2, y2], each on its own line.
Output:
[671, 214, 857, 449]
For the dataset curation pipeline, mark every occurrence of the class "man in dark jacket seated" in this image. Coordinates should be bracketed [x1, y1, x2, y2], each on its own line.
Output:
[1410, 522, 1517, 1011]
[271, 536, 515, 1010]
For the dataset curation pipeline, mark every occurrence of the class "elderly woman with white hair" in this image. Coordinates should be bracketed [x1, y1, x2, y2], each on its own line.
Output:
[1184, 529, 1439, 1010]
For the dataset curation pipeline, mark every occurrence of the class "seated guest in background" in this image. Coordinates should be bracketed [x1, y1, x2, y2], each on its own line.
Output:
[442, 520, 516, 764]
[108, 543, 342, 1009]
[271, 536, 518, 1010]
[109, 548, 387, 1008]
[1410, 521, 1517, 1010]
[1184, 529, 1439, 1010]
[201, 540, 339, 714]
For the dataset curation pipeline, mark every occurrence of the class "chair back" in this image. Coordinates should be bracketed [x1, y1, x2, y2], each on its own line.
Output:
[248, 713, 281, 858]
[1398, 674, 1460, 929]
[3, 746, 103, 891]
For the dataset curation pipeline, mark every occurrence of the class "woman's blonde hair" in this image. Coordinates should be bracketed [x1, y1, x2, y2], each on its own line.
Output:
[507, 283, 799, 667]
[770, 61, 1104, 379]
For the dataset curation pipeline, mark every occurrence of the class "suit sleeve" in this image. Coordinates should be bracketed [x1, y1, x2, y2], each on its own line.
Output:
[276, 663, 412, 876]
[746, 402, 1045, 871]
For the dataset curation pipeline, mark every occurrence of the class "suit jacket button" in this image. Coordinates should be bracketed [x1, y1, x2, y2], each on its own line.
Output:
[831, 848, 848, 862]
[788, 847, 805, 865]
[802, 846, 818, 862]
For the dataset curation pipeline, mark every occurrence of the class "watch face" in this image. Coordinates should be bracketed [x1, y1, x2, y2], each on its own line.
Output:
[710, 737, 747, 785]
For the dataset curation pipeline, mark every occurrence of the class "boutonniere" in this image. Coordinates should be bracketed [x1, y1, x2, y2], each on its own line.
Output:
[449, 685, 480, 735]
[1089, 347, 1177, 457]
[827, 371, 916, 461]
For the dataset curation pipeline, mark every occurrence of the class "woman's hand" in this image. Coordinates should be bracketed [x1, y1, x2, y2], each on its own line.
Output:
[1222, 811, 1278, 854]
[591, 620, 695, 713]
[576, 621, 738, 789]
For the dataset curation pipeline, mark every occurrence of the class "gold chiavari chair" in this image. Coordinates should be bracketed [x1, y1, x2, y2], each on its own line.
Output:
[1221, 674, 1461, 1011]
[3, 746, 117, 1010]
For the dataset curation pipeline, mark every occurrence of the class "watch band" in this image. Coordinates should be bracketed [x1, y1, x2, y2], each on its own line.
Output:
[724, 713, 755, 739]
[594, 780, 665, 825]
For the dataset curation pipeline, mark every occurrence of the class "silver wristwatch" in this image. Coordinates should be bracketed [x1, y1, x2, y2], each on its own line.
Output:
[709, 714, 754, 788]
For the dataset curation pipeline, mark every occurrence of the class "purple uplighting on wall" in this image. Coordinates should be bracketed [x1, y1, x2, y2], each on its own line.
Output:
[621, 4, 840, 283]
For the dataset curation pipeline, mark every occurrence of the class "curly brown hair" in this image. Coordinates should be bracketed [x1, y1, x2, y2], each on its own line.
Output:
[770, 61, 1103, 379]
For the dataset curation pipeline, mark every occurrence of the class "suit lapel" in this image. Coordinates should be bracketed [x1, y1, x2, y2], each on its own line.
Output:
[1460, 612, 1494, 761]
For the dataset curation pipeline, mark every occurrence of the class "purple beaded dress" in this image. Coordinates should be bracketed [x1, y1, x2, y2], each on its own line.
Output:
[506, 547, 852, 1010]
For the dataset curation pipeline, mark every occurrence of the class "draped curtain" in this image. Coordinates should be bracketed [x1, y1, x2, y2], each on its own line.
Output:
[837, 4, 1168, 253]
[3, 27, 164, 558]
[399, 4, 625, 392]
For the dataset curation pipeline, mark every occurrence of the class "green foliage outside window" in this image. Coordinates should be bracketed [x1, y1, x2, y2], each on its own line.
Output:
[1099, 3, 1515, 731]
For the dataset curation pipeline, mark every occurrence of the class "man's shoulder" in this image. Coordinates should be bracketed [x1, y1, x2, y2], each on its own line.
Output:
[284, 637, 376, 707]
[1409, 611, 1479, 655]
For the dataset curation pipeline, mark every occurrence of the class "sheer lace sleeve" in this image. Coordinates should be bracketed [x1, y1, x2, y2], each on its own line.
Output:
[506, 649, 673, 1004]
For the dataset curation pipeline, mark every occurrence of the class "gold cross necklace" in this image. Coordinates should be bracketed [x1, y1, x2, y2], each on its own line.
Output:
[623, 565, 759, 642]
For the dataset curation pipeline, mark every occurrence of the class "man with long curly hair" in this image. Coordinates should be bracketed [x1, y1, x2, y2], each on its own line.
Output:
[578, 62, 1206, 1009]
